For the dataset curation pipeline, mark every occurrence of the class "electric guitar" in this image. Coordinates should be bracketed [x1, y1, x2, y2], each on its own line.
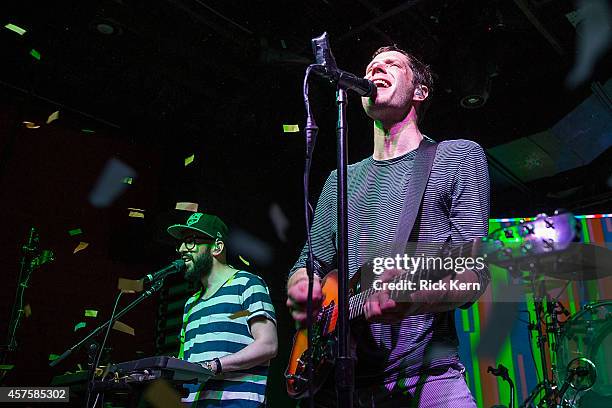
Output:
[285, 212, 580, 398]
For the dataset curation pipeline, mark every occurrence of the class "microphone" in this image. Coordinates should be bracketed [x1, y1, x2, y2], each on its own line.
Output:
[143, 259, 186, 283]
[311, 32, 376, 97]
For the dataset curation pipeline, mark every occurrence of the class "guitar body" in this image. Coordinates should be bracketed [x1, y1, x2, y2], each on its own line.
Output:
[285, 270, 361, 398]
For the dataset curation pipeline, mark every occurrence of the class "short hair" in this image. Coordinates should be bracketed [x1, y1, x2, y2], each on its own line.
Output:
[371, 45, 434, 94]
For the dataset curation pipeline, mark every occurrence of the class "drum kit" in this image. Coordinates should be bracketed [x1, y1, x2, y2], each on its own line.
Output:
[519, 293, 611, 407]
[480, 212, 611, 407]
[507, 217, 612, 407]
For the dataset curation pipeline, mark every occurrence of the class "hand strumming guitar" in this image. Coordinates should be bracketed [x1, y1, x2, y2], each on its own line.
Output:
[363, 268, 408, 323]
[286, 268, 323, 326]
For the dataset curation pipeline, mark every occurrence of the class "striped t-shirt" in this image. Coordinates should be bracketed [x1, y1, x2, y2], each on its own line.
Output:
[291, 138, 490, 386]
[179, 270, 276, 407]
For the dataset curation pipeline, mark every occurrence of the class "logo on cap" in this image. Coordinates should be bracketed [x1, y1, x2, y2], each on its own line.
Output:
[186, 212, 203, 226]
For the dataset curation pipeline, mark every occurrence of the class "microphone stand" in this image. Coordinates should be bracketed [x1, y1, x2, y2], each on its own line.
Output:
[50, 280, 164, 369]
[334, 88, 353, 408]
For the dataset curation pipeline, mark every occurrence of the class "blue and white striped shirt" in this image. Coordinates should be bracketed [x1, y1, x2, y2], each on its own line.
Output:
[180, 270, 276, 407]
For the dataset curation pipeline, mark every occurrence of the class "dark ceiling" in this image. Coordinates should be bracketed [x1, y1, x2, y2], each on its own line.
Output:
[1, 0, 610, 217]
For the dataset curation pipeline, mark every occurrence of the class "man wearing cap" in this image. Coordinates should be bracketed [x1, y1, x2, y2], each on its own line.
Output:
[168, 212, 278, 407]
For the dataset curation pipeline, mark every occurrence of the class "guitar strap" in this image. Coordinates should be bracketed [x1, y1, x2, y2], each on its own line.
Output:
[392, 137, 438, 256]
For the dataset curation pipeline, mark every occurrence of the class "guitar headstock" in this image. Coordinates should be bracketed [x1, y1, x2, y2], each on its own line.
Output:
[481, 211, 579, 268]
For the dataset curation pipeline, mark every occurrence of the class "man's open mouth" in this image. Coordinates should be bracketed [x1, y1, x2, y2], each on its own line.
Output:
[372, 78, 391, 88]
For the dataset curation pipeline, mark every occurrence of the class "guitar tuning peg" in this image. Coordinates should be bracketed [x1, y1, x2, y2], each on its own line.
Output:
[542, 238, 554, 250]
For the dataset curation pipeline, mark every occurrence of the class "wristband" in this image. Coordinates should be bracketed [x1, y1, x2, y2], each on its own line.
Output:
[213, 357, 222, 374]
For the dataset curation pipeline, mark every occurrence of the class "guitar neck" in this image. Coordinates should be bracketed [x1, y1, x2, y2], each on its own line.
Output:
[347, 239, 481, 320]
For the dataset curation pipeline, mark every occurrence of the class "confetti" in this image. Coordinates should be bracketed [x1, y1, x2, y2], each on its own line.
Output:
[280, 39, 287, 49]
[143, 380, 183, 408]
[238, 255, 250, 266]
[49, 354, 60, 361]
[184, 154, 195, 166]
[175, 202, 199, 212]
[82, 129, 95, 133]
[73, 242, 89, 254]
[89, 157, 136, 208]
[30, 49, 40, 60]
[46, 110, 59, 124]
[112, 321, 135, 336]
[22, 121, 40, 129]
[117, 278, 143, 293]
[228, 229, 273, 267]
[0, 365, 15, 371]
[74, 322, 86, 332]
[229, 310, 251, 319]
[84, 309, 98, 318]
[128, 211, 145, 218]
[269, 203, 289, 242]
[122, 177, 133, 185]
[23, 304, 32, 318]
[68, 228, 82, 236]
[283, 124, 300, 133]
[4, 23, 26, 35]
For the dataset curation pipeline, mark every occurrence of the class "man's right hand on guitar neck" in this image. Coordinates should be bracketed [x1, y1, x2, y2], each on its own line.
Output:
[286, 268, 323, 326]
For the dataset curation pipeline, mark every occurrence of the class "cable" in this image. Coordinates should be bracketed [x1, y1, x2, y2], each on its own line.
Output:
[84, 291, 123, 408]
[520, 310, 541, 383]
[302, 64, 321, 408]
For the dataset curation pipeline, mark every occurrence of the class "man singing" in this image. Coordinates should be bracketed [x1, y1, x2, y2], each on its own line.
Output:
[286, 46, 490, 407]
[169, 212, 277, 407]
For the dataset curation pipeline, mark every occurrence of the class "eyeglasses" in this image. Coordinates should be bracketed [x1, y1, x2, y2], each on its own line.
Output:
[176, 236, 214, 253]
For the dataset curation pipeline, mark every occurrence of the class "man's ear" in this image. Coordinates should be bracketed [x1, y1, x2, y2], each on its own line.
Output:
[413, 85, 429, 102]
[212, 239, 224, 256]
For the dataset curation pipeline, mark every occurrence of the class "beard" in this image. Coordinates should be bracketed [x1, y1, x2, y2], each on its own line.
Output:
[184, 247, 213, 285]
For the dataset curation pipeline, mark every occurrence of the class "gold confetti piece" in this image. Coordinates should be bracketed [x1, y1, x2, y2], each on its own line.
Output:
[229, 310, 251, 319]
[283, 124, 300, 132]
[23, 304, 32, 318]
[0, 364, 15, 371]
[46, 110, 59, 124]
[73, 242, 89, 254]
[238, 255, 250, 266]
[22, 121, 40, 129]
[122, 177, 133, 184]
[143, 380, 183, 408]
[49, 354, 60, 361]
[117, 278, 143, 293]
[74, 322, 86, 332]
[112, 321, 135, 336]
[4, 23, 26, 35]
[82, 129, 95, 133]
[184, 154, 195, 166]
[128, 211, 145, 218]
[84, 309, 98, 318]
[175, 202, 199, 212]
[30, 49, 40, 60]
[68, 228, 82, 236]
[127, 207, 145, 212]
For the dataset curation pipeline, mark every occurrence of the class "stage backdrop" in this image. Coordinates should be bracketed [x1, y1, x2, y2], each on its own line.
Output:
[457, 214, 612, 408]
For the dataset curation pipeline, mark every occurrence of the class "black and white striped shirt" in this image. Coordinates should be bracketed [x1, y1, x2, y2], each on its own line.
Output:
[291, 138, 490, 385]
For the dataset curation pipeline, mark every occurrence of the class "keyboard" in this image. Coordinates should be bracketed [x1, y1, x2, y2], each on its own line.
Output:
[109, 356, 213, 383]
